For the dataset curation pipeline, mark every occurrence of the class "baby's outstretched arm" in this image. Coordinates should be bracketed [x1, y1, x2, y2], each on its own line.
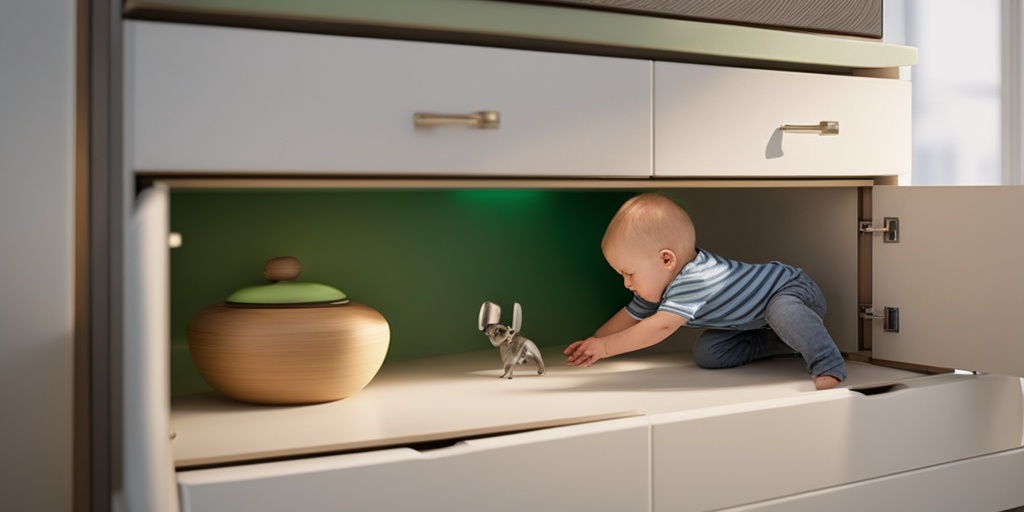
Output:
[565, 311, 685, 367]
[594, 308, 639, 337]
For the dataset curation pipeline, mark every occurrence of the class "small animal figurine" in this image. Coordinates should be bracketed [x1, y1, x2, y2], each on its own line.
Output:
[478, 301, 546, 379]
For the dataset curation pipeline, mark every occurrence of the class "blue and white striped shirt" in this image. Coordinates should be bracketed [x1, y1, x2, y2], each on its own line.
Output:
[626, 249, 800, 329]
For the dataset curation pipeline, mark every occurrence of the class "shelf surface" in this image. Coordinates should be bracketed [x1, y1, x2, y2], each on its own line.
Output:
[170, 348, 923, 468]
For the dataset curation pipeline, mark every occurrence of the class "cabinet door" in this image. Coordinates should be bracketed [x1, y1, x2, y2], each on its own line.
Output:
[654, 62, 910, 177]
[177, 416, 650, 512]
[127, 21, 652, 177]
[870, 186, 1024, 377]
[124, 184, 180, 511]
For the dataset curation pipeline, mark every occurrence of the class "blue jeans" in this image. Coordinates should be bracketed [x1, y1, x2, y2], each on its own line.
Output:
[691, 272, 847, 381]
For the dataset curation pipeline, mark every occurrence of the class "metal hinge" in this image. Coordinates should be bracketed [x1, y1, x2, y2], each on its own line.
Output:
[859, 305, 900, 333]
[859, 217, 899, 243]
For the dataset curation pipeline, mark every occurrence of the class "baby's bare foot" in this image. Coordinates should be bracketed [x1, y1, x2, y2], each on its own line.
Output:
[814, 375, 840, 390]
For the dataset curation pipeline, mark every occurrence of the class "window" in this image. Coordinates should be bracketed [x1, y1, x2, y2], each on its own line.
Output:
[885, 0, 1021, 185]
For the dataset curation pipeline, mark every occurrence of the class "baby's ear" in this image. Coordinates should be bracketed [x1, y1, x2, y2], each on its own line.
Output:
[659, 249, 677, 269]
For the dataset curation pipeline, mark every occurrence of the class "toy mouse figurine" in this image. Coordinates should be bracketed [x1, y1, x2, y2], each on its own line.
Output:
[478, 301, 546, 379]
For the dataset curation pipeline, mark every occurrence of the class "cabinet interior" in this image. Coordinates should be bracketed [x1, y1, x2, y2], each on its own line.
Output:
[168, 183, 862, 396]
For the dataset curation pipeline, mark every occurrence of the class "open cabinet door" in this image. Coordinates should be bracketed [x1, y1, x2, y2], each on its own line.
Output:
[871, 186, 1024, 377]
[123, 183, 179, 510]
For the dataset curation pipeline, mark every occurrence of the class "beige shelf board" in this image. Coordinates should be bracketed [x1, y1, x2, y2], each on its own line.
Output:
[143, 174, 878, 191]
[170, 348, 922, 469]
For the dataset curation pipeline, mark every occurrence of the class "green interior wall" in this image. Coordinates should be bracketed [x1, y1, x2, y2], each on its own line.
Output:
[170, 188, 635, 395]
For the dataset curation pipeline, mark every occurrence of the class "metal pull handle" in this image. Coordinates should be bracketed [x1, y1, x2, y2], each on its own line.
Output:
[779, 121, 839, 136]
[414, 110, 500, 129]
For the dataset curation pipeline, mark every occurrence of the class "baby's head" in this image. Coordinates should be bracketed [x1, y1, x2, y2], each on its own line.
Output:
[602, 193, 696, 256]
[601, 193, 696, 301]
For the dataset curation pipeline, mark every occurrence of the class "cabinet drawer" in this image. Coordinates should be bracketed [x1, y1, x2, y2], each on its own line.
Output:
[722, 448, 1024, 512]
[177, 416, 651, 512]
[654, 62, 909, 177]
[128, 21, 652, 177]
[651, 374, 1023, 511]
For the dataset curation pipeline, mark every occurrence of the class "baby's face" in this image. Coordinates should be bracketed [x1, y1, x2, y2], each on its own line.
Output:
[603, 243, 676, 303]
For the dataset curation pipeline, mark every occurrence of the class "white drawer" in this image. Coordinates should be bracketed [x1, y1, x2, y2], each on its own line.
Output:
[177, 416, 651, 512]
[654, 62, 910, 177]
[127, 21, 652, 177]
[651, 374, 1023, 511]
[726, 448, 1024, 512]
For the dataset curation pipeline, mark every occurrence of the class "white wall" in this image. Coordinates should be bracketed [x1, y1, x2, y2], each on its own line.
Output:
[0, 1, 75, 510]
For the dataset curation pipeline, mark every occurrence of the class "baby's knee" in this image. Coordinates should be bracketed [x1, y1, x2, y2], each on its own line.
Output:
[692, 343, 734, 369]
[767, 290, 826, 322]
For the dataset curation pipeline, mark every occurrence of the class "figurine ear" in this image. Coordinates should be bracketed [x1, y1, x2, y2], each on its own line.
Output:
[479, 301, 502, 331]
[512, 302, 523, 332]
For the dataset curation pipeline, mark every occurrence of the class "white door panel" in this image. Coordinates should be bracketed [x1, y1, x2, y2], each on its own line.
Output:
[871, 185, 1024, 377]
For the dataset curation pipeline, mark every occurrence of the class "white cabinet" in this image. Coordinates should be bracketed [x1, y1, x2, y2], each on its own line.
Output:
[654, 62, 910, 178]
[121, 17, 1024, 512]
[151, 186, 1024, 512]
[176, 416, 651, 512]
[127, 21, 652, 177]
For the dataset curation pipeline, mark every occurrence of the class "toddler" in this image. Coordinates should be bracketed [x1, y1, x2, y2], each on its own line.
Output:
[564, 193, 846, 390]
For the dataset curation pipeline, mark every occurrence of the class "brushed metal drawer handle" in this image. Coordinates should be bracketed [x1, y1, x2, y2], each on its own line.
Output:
[414, 111, 500, 129]
[779, 121, 839, 136]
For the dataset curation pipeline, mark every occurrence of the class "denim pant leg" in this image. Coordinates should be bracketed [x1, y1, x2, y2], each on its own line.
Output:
[764, 273, 846, 381]
[692, 328, 795, 370]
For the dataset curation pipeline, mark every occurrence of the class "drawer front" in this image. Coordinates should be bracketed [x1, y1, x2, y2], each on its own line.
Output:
[654, 62, 909, 177]
[177, 416, 651, 512]
[728, 448, 1024, 512]
[651, 374, 1023, 511]
[128, 21, 652, 177]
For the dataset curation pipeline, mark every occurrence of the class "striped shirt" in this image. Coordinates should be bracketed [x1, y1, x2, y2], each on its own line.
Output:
[626, 248, 800, 329]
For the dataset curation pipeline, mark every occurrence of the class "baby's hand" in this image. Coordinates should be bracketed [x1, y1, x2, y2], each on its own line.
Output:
[564, 337, 608, 367]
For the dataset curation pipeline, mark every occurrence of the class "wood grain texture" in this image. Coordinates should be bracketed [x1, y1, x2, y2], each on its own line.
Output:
[507, 0, 882, 38]
[187, 302, 389, 405]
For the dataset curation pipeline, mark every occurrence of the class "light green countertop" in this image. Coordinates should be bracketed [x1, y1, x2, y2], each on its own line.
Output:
[125, 0, 917, 73]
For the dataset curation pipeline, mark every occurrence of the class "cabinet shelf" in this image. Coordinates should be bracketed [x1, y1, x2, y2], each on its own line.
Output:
[170, 347, 922, 468]
[145, 174, 878, 190]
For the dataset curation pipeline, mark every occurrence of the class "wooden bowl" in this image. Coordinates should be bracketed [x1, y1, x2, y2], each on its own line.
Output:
[186, 257, 390, 405]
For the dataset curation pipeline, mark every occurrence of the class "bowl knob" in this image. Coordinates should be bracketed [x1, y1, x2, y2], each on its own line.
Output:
[264, 256, 302, 282]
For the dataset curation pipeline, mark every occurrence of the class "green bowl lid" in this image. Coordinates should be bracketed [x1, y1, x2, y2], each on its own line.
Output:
[226, 281, 347, 305]
[225, 256, 348, 305]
